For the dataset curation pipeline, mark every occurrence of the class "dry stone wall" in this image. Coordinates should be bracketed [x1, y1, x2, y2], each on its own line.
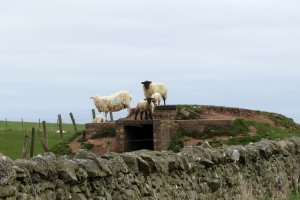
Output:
[1, 138, 300, 200]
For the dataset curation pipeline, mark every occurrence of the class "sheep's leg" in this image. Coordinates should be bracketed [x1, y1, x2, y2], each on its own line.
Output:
[140, 111, 144, 120]
[109, 111, 113, 121]
[126, 105, 131, 117]
[104, 112, 108, 122]
[145, 111, 148, 120]
[135, 109, 139, 120]
[149, 111, 153, 120]
[163, 97, 166, 105]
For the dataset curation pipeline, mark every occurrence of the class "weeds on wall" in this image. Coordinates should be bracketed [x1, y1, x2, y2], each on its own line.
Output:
[82, 143, 95, 150]
[91, 127, 116, 139]
[168, 129, 184, 152]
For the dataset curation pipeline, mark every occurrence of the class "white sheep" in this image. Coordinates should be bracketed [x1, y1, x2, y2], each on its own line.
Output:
[151, 92, 162, 107]
[90, 91, 132, 121]
[141, 80, 168, 105]
[135, 97, 155, 120]
[92, 115, 105, 123]
[56, 130, 67, 134]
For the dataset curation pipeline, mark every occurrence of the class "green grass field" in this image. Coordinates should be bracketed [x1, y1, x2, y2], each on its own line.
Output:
[0, 120, 84, 160]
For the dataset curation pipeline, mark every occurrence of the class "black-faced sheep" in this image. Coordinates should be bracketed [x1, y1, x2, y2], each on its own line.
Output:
[135, 97, 155, 120]
[141, 80, 168, 105]
[90, 91, 132, 121]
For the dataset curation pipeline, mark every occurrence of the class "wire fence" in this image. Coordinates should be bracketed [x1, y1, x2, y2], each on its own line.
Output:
[0, 109, 97, 131]
[120, 138, 195, 146]
[0, 107, 134, 132]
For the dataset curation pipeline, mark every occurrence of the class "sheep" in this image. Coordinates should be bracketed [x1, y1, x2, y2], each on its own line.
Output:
[90, 91, 132, 121]
[151, 92, 162, 107]
[92, 115, 105, 123]
[141, 80, 168, 105]
[135, 97, 155, 120]
[56, 130, 66, 134]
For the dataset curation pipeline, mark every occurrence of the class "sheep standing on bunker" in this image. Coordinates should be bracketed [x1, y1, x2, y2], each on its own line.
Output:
[151, 92, 162, 107]
[135, 97, 155, 120]
[90, 91, 132, 121]
[141, 80, 168, 105]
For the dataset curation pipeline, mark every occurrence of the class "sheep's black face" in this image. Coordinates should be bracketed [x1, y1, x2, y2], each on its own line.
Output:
[145, 97, 152, 104]
[141, 81, 152, 89]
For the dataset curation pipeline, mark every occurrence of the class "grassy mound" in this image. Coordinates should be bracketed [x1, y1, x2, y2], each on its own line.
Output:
[169, 105, 300, 152]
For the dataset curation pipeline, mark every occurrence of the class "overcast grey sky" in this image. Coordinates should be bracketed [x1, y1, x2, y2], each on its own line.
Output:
[0, 0, 299, 123]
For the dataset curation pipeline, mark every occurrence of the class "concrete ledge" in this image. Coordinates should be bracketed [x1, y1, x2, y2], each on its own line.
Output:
[117, 120, 155, 126]
[155, 105, 177, 110]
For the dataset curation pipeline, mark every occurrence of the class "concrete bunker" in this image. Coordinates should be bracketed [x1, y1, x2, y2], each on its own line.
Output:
[85, 105, 235, 155]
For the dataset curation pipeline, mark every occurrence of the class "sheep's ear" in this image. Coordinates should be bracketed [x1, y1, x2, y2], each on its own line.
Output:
[90, 96, 94, 99]
[141, 82, 145, 84]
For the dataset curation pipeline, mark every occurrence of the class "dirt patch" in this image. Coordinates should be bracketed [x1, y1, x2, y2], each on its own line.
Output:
[69, 135, 82, 153]
[185, 135, 231, 146]
[248, 126, 257, 136]
[87, 137, 116, 155]
[69, 135, 117, 155]
[198, 107, 275, 126]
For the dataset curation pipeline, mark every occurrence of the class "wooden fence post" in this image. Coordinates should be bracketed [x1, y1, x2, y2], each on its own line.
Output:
[5, 118, 7, 131]
[92, 109, 96, 119]
[21, 134, 29, 159]
[30, 128, 35, 157]
[21, 118, 24, 133]
[69, 112, 78, 133]
[42, 121, 48, 151]
[57, 114, 64, 140]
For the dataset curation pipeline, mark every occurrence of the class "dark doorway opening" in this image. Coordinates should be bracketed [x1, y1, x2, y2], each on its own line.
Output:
[124, 124, 154, 152]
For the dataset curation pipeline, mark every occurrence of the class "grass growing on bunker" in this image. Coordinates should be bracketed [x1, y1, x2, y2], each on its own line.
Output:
[226, 119, 300, 146]
[168, 117, 300, 151]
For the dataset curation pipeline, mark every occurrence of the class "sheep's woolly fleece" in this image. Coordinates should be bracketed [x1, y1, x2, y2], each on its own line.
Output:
[136, 99, 154, 113]
[92, 91, 132, 113]
[151, 93, 162, 106]
[143, 82, 168, 100]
